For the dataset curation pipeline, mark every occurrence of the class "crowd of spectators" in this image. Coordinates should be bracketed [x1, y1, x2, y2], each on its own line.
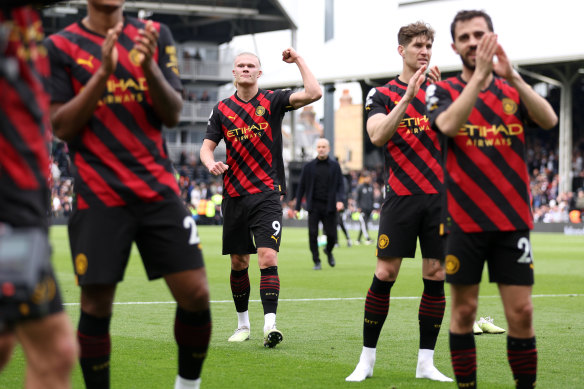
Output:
[50, 142, 74, 219]
[48, 136, 584, 225]
[527, 135, 584, 223]
[175, 152, 223, 225]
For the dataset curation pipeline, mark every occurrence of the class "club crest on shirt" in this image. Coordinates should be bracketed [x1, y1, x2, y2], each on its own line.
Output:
[502, 98, 517, 115]
[128, 48, 143, 66]
[255, 105, 266, 116]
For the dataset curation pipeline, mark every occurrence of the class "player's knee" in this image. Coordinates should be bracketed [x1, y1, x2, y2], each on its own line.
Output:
[453, 303, 477, 327]
[230, 254, 249, 270]
[52, 333, 78, 377]
[509, 301, 533, 329]
[375, 259, 400, 281]
[181, 283, 210, 312]
[28, 336, 77, 382]
[258, 249, 278, 267]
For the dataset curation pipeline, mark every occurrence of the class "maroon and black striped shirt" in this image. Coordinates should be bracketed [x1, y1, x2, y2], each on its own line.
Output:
[0, 6, 51, 227]
[427, 75, 533, 233]
[205, 89, 293, 197]
[44, 17, 182, 209]
[365, 78, 443, 196]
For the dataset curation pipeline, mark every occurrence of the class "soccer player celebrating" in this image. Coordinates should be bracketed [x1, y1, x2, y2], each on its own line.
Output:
[44, 1, 211, 388]
[0, 2, 78, 387]
[426, 10, 557, 388]
[346, 22, 452, 382]
[200, 49, 321, 347]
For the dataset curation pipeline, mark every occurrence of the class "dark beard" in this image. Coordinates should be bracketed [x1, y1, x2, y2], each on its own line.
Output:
[460, 54, 475, 71]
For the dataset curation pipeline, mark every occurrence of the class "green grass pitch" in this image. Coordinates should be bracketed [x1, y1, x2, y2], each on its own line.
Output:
[1, 226, 582, 388]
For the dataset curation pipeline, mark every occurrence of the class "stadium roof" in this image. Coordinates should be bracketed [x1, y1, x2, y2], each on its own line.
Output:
[42, 0, 296, 43]
[257, 0, 584, 88]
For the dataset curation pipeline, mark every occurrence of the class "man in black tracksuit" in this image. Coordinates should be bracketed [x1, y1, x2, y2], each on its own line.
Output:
[295, 139, 345, 269]
[355, 171, 374, 245]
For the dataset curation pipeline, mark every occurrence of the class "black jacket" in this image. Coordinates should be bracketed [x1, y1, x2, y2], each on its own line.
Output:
[295, 157, 345, 213]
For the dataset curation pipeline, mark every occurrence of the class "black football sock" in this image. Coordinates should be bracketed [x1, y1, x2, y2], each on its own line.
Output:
[418, 278, 446, 350]
[449, 331, 476, 387]
[78, 311, 111, 389]
[507, 335, 537, 389]
[259, 266, 279, 315]
[175, 307, 212, 380]
[363, 275, 393, 348]
[230, 267, 250, 312]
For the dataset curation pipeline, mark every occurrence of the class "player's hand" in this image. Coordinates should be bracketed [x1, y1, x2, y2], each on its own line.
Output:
[475, 32, 498, 81]
[282, 47, 299, 64]
[135, 20, 158, 67]
[493, 43, 515, 80]
[336, 202, 344, 212]
[427, 65, 441, 84]
[101, 22, 123, 75]
[404, 64, 427, 102]
[207, 161, 229, 176]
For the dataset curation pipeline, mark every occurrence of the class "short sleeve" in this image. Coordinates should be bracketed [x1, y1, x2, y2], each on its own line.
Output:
[426, 82, 452, 133]
[43, 36, 75, 103]
[365, 87, 390, 119]
[272, 89, 294, 113]
[157, 23, 182, 92]
[204, 104, 223, 144]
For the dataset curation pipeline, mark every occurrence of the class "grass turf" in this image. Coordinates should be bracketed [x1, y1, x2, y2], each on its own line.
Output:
[0, 226, 582, 388]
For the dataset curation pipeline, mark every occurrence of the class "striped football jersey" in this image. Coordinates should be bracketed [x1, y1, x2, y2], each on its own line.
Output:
[44, 17, 182, 209]
[427, 75, 534, 233]
[205, 89, 293, 197]
[0, 6, 51, 227]
[366, 77, 443, 196]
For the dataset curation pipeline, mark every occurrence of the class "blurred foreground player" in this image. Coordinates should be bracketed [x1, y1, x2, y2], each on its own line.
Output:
[0, 2, 77, 388]
[427, 9, 558, 388]
[200, 48, 321, 347]
[45, 1, 211, 388]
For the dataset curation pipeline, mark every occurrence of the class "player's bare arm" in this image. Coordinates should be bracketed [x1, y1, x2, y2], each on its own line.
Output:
[51, 22, 123, 141]
[285, 48, 322, 109]
[494, 44, 558, 130]
[367, 65, 428, 146]
[434, 34, 496, 137]
[137, 20, 183, 127]
[200, 139, 229, 176]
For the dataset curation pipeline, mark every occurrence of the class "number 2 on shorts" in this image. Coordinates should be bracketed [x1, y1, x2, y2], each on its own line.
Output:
[516, 237, 532, 264]
[183, 216, 201, 245]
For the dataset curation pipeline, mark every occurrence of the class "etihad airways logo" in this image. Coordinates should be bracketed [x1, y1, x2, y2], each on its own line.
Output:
[457, 123, 524, 148]
[399, 115, 431, 135]
[226, 122, 268, 141]
[93, 77, 148, 106]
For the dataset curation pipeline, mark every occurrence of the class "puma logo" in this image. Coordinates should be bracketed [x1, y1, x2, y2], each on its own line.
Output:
[76, 56, 94, 69]
[271, 235, 279, 244]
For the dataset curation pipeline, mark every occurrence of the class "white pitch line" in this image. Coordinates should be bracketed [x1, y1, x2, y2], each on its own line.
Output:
[62, 293, 582, 306]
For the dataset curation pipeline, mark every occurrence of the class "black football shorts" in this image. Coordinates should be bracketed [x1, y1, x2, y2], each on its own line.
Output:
[221, 191, 282, 255]
[376, 193, 444, 260]
[68, 197, 204, 285]
[444, 230, 534, 285]
[0, 226, 64, 333]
